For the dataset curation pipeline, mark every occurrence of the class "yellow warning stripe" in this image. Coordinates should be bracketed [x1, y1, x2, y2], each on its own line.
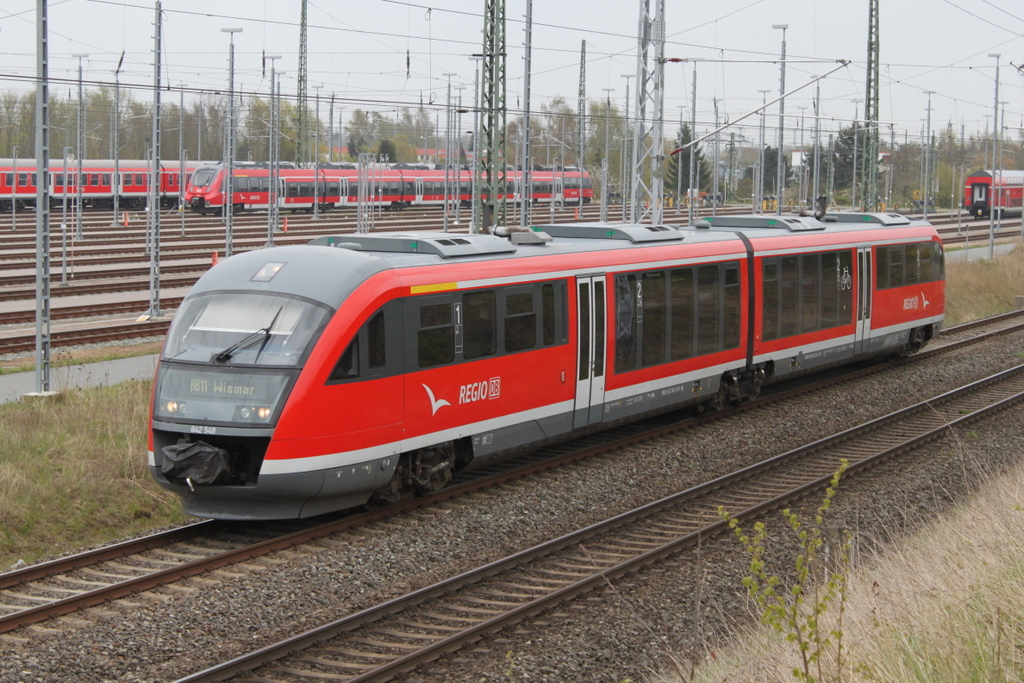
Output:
[409, 282, 458, 294]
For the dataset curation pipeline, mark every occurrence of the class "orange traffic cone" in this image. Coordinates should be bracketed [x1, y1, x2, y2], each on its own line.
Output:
[122, 212, 129, 227]
[212, 251, 219, 266]
[282, 217, 289, 232]
[574, 206, 579, 219]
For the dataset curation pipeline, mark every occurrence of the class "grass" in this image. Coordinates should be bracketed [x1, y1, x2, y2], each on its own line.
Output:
[0, 380, 187, 569]
[943, 244, 1024, 326]
[0, 341, 164, 375]
[662, 454, 1024, 683]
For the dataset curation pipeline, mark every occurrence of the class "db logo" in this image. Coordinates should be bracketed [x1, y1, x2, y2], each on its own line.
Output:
[459, 377, 501, 404]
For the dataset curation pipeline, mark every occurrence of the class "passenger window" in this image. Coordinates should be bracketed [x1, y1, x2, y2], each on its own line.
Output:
[762, 260, 779, 341]
[593, 281, 605, 376]
[932, 242, 945, 282]
[820, 253, 838, 328]
[905, 244, 919, 285]
[641, 271, 667, 367]
[542, 283, 555, 346]
[918, 243, 933, 284]
[889, 247, 904, 288]
[329, 338, 359, 381]
[801, 254, 820, 334]
[463, 290, 496, 360]
[418, 302, 454, 368]
[504, 290, 536, 353]
[723, 265, 740, 349]
[875, 247, 889, 289]
[697, 265, 720, 355]
[614, 274, 638, 372]
[670, 268, 695, 359]
[780, 257, 799, 338]
[367, 310, 386, 373]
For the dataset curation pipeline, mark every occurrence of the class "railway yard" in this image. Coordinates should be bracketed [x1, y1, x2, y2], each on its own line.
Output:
[1, 208, 1024, 681]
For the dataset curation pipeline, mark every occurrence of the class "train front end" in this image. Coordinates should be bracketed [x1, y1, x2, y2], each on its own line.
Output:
[148, 246, 388, 519]
[184, 164, 223, 214]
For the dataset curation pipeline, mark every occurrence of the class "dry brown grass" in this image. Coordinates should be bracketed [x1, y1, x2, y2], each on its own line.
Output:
[0, 380, 187, 569]
[944, 243, 1024, 326]
[662, 453, 1024, 683]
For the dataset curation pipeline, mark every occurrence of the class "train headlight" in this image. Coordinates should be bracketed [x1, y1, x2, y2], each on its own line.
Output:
[165, 400, 178, 413]
[240, 407, 252, 419]
[257, 407, 272, 420]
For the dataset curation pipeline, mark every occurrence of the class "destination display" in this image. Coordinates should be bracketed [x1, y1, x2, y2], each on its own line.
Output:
[154, 365, 294, 425]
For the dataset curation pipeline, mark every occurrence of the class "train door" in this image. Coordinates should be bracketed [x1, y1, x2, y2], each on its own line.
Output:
[573, 275, 607, 428]
[855, 246, 872, 354]
[554, 176, 564, 207]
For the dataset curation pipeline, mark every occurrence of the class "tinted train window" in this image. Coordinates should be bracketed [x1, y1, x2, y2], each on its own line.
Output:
[367, 310, 386, 373]
[762, 261, 779, 341]
[820, 252, 838, 328]
[670, 268, 695, 359]
[697, 266, 720, 355]
[330, 338, 359, 381]
[504, 290, 536, 353]
[905, 244, 919, 285]
[463, 291, 496, 360]
[801, 254, 820, 334]
[3, 174, 10, 187]
[762, 250, 855, 342]
[418, 301, 454, 368]
[642, 271, 667, 367]
[102, 174, 110, 186]
[614, 274, 638, 373]
[723, 265, 740, 349]
[889, 248, 904, 288]
[780, 257, 799, 337]
[542, 284, 556, 346]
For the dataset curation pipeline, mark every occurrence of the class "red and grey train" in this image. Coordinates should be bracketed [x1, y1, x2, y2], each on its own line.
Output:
[964, 169, 1024, 218]
[0, 158, 206, 212]
[183, 163, 594, 215]
[149, 211, 944, 520]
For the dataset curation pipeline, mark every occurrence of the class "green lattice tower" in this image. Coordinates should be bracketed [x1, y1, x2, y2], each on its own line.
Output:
[297, 0, 308, 165]
[480, 0, 507, 229]
[862, 0, 880, 210]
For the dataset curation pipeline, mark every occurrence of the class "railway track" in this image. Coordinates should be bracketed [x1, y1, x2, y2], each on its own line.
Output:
[176, 347, 1024, 681]
[0, 311, 1019, 643]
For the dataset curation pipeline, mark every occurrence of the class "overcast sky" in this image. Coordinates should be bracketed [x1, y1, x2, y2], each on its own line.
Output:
[1, 0, 1023, 149]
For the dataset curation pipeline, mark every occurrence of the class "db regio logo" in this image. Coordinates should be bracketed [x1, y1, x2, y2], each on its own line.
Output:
[459, 377, 501, 405]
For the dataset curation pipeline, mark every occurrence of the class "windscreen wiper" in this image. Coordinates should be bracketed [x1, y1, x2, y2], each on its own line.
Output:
[212, 307, 283, 364]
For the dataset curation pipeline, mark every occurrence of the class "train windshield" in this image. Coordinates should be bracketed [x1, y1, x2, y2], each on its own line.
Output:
[191, 167, 218, 187]
[163, 292, 330, 367]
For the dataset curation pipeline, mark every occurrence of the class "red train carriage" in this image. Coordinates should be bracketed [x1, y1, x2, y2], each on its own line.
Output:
[0, 158, 206, 212]
[183, 163, 593, 215]
[149, 211, 944, 520]
[964, 169, 1024, 218]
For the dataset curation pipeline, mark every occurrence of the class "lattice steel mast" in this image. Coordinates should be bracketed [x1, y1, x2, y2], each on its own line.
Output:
[630, 0, 666, 224]
[861, 0, 880, 211]
[480, 0, 506, 229]
[297, 0, 308, 165]
[578, 40, 586, 177]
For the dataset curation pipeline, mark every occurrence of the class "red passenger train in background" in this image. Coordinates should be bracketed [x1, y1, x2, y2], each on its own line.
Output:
[183, 163, 593, 215]
[0, 158, 206, 212]
[964, 169, 1024, 218]
[148, 211, 945, 520]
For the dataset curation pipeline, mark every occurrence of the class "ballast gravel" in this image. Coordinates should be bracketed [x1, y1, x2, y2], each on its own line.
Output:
[1, 328, 1023, 683]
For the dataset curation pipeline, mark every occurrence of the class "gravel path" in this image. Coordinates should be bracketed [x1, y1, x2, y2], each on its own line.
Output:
[1, 329, 1022, 683]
